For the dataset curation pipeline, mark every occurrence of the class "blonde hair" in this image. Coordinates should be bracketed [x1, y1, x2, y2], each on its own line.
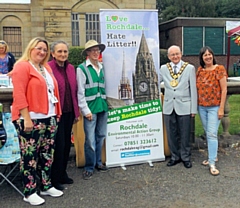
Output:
[0, 40, 9, 53]
[16, 37, 50, 65]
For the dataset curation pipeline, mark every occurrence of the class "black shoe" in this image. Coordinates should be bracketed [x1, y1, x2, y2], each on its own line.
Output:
[61, 177, 74, 184]
[167, 159, 181, 167]
[83, 171, 93, 180]
[53, 183, 65, 190]
[95, 164, 109, 172]
[183, 161, 192, 168]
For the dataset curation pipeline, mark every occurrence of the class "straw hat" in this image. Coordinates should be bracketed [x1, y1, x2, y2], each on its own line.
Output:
[82, 40, 106, 56]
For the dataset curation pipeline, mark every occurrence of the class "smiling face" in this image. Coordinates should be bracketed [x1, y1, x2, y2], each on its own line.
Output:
[30, 41, 48, 64]
[202, 49, 213, 66]
[51, 43, 68, 66]
[86, 46, 101, 62]
[168, 46, 182, 65]
[0, 45, 6, 55]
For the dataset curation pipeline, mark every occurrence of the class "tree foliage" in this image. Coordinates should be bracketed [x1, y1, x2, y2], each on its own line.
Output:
[157, 0, 240, 22]
[68, 46, 85, 69]
[220, 0, 240, 17]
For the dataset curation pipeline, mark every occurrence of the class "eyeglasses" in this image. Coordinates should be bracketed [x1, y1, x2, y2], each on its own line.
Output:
[169, 53, 181, 57]
[34, 47, 48, 53]
[88, 49, 101, 53]
[0, 41, 6, 45]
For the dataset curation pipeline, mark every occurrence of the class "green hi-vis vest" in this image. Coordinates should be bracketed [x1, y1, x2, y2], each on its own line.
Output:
[79, 62, 108, 114]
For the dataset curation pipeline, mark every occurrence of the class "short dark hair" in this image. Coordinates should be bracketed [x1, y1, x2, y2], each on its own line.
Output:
[199, 46, 217, 68]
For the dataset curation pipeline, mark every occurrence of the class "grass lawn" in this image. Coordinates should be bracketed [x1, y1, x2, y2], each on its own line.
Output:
[195, 94, 240, 137]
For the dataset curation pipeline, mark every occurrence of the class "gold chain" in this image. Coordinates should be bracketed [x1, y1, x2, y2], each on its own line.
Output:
[166, 62, 188, 80]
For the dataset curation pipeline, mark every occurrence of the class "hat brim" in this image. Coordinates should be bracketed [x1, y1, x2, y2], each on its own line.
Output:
[82, 43, 106, 56]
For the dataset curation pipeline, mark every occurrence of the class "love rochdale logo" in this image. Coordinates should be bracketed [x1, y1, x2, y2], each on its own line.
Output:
[106, 15, 128, 23]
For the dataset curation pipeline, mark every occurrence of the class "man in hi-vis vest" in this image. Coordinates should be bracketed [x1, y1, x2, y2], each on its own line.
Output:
[76, 40, 108, 180]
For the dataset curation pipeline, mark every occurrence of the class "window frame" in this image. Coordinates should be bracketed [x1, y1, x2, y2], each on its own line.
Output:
[3, 27, 22, 58]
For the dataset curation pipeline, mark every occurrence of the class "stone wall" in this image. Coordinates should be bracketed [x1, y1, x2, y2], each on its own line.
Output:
[0, 0, 156, 52]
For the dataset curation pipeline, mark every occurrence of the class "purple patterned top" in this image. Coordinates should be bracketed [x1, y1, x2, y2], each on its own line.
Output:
[0, 54, 8, 74]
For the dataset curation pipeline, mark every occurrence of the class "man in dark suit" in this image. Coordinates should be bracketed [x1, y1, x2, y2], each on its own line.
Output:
[160, 45, 197, 168]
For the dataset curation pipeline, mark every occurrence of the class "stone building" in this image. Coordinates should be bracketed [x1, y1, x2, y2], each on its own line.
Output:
[0, 0, 156, 59]
[133, 32, 159, 103]
[118, 51, 133, 106]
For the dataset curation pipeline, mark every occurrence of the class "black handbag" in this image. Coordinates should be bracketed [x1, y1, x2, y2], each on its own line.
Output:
[0, 111, 7, 149]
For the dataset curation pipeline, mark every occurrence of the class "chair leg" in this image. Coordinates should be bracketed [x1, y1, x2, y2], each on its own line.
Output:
[0, 162, 24, 197]
[0, 163, 19, 185]
[0, 173, 24, 197]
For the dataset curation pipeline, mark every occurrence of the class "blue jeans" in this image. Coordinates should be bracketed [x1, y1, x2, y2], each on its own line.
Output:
[83, 111, 108, 172]
[198, 106, 221, 166]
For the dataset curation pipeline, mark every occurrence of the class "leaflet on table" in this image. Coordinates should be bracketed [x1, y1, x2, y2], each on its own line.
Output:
[0, 74, 13, 88]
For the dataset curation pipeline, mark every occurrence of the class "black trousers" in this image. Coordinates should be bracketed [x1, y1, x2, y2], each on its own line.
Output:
[164, 110, 191, 161]
[51, 112, 74, 184]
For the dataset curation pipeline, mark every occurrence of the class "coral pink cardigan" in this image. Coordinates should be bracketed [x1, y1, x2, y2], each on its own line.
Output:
[11, 61, 62, 121]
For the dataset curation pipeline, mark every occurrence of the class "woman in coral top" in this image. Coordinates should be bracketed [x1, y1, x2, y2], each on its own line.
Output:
[11, 37, 63, 206]
[196, 46, 227, 176]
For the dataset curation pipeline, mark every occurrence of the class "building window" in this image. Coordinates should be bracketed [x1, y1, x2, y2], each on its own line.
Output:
[183, 27, 203, 55]
[183, 26, 240, 55]
[3, 27, 22, 58]
[85, 13, 100, 43]
[72, 13, 79, 46]
[205, 27, 224, 55]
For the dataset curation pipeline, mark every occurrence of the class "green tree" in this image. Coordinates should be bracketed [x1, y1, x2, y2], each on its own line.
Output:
[220, 0, 240, 17]
[157, 0, 240, 22]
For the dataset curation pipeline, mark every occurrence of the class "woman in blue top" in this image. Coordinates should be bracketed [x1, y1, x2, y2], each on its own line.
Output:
[0, 40, 16, 74]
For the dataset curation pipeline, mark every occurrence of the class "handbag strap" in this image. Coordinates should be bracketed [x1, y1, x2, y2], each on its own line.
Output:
[0, 112, 3, 128]
[0, 111, 7, 149]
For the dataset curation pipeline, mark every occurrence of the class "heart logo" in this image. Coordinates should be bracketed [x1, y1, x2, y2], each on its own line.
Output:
[111, 16, 118, 22]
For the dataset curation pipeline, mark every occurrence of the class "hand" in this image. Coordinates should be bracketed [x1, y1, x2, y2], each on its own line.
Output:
[191, 114, 196, 117]
[85, 113, 92, 121]
[73, 117, 80, 124]
[24, 119, 33, 132]
[218, 109, 224, 119]
[7, 72, 13, 77]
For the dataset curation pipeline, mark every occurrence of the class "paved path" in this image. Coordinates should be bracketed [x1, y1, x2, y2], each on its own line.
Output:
[1, 136, 240, 208]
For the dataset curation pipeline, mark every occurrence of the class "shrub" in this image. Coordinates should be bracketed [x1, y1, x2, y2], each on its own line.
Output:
[160, 49, 169, 66]
[68, 47, 86, 69]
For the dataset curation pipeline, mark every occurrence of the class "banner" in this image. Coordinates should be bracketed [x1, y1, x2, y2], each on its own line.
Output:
[100, 9, 165, 167]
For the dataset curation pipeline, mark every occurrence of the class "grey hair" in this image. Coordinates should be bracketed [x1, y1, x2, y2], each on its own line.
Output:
[50, 40, 69, 52]
[167, 45, 181, 55]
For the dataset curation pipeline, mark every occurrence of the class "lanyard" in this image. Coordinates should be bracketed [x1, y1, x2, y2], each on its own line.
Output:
[29, 61, 52, 93]
[29, 61, 58, 104]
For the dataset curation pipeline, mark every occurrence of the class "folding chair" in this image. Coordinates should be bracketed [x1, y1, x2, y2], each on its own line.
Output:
[0, 112, 24, 197]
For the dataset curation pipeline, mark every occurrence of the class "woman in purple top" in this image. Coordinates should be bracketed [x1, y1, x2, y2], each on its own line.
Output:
[48, 40, 80, 190]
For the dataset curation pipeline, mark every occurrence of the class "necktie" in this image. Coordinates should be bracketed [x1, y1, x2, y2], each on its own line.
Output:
[173, 65, 177, 74]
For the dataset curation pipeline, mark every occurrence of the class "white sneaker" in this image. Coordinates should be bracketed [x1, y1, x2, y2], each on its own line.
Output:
[40, 187, 63, 197]
[23, 193, 45, 206]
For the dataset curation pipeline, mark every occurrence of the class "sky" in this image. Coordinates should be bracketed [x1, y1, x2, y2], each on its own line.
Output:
[0, 0, 30, 3]
[226, 21, 240, 32]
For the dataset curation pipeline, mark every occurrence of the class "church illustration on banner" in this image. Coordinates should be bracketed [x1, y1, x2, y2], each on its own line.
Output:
[107, 32, 159, 108]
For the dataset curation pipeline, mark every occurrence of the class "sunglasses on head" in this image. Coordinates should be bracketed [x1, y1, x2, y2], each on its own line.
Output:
[0, 41, 6, 44]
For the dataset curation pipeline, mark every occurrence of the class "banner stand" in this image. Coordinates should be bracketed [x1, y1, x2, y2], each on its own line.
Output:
[100, 9, 165, 168]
